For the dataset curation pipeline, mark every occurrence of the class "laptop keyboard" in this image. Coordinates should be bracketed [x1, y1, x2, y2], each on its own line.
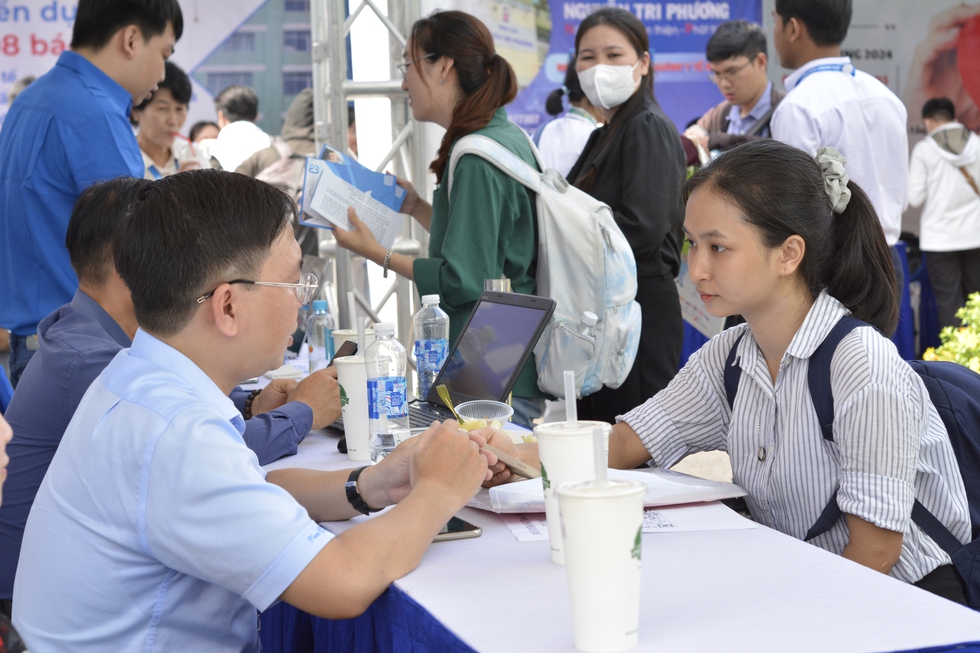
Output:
[333, 402, 454, 432]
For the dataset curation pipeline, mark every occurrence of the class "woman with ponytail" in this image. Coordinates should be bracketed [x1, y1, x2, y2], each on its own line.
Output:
[333, 11, 546, 426]
[485, 139, 971, 604]
[565, 8, 687, 425]
[533, 61, 602, 177]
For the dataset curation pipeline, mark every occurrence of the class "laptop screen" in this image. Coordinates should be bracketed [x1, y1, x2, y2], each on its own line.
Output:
[429, 295, 553, 404]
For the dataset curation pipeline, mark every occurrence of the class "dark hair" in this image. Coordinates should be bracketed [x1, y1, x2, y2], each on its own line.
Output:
[130, 61, 192, 124]
[71, 0, 183, 51]
[188, 121, 219, 141]
[545, 58, 586, 116]
[775, 0, 851, 47]
[685, 140, 898, 335]
[706, 20, 767, 63]
[922, 97, 956, 122]
[66, 178, 151, 286]
[215, 85, 259, 123]
[572, 7, 654, 193]
[410, 11, 518, 183]
[113, 170, 294, 336]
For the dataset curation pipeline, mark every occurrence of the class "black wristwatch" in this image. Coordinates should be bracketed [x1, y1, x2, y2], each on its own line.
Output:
[345, 467, 378, 515]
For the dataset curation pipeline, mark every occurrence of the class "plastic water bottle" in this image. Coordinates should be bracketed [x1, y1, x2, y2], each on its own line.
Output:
[413, 294, 450, 401]
[306, 299, 335, 373]
[365, 322, 411, 462]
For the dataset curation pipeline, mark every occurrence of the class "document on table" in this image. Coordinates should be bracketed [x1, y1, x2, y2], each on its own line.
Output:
[300, 163, 405, 250]
[468, 468, 746, 514]
[500, 501, 756, 542]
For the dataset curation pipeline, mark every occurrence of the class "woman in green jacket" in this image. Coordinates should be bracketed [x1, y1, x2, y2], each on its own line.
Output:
[333, 10, 546, 426]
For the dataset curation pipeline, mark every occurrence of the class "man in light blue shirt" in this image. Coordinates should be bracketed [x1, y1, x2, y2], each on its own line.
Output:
[0, 0, 180, 386]
[12, 170, 494, 652]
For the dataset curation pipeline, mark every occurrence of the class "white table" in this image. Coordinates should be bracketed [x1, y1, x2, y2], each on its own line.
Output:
[267, 431, 980, 653]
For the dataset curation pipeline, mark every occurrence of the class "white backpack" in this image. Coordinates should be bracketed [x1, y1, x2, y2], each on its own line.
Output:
[447, 133, 641, 398]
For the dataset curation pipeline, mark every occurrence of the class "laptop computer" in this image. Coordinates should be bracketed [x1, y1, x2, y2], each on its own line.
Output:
[333, 291, 555, 431]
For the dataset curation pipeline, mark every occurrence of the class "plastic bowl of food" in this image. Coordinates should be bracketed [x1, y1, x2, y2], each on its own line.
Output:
[455, 400, 514, 431]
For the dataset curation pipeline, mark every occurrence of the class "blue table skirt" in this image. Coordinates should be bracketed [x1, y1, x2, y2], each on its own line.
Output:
[260, 585, 476, 653]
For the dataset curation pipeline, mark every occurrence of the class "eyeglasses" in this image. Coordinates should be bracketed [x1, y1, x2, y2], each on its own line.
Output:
[396, 52, 437, 78]
[196, 272, 318, 306]
[708, 59, 753, 84]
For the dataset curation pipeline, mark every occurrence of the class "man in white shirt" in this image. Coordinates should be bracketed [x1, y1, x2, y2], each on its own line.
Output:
[13, 169, 493, 652]
[208, 85, 272, 171]
[908, 97, 980, 328]
[770, 0, 909, 285]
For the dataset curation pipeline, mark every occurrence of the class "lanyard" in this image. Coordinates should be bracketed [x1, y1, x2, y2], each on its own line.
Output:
[568, 106, 597, 127]
[796, 63, 856, 86]
[147, 165, 163, 180]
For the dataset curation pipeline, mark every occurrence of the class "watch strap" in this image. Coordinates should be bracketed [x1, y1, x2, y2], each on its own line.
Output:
[345, 466, 376, 515]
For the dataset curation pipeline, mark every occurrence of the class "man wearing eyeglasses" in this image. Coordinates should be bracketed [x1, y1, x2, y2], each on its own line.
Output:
[12, 170, 493, 652]
[0, 178, 340, 621]
[683, 20, 785, 155]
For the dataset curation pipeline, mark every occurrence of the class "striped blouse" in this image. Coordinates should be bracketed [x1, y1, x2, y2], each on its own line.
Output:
[621, 291, 970, 583]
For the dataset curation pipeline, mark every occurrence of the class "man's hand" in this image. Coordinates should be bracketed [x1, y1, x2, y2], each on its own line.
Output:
[250, 378, 297, 416]
[683, 124, 710, 154]
[410, 421, 489, 507]
[287, 367, 341, 430]
[904, 4, 980, 132]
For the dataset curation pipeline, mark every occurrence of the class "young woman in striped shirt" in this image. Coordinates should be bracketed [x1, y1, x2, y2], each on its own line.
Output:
[487, 139, 970, 603]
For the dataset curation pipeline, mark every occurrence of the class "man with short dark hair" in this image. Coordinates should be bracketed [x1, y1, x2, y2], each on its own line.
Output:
[13, 170, 492, 651]
[909, 97, 980, 328]
[0, 177, 340, 612]
[0, 0, 182, 387]
[209, 84, 271, 171]
[770, 0, 908, 274]
[684, 20, 785, 153]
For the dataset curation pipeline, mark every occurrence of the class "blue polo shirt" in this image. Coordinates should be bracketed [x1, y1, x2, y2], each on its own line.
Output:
[0, 291, 315, 601]
[0, 51, 143, 336]
[13, 330, 332, 652]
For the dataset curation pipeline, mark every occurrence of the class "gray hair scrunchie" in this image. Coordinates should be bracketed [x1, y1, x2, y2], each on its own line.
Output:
[816, 146, 851, 214]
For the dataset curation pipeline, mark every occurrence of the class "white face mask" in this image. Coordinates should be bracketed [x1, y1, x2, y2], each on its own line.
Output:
[578, 61, 641, 110]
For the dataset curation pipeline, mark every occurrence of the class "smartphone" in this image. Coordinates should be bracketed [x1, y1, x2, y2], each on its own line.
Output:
[433, 516, 482, 542]
[329, 340, 357, 366]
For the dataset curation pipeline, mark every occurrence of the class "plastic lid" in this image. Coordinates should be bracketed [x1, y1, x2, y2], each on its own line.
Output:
[374, 322, 395, 336]
[312, 299, 328, 311]
[581, 311, 598, 327]
[421, 294, 440, 304]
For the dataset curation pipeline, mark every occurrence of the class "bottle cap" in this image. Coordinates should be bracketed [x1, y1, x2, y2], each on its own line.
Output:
[312, 299, 328, 311]
[421, 294, 440, 304]
[374, 322, 395, 336]
[582, 311, 598, 327]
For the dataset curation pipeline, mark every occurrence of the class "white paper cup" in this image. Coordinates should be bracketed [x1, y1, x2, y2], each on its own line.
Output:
[331, 328, 374, 356]
[534, 420, 611, 564]
[558, 479, 645, 653]
[335, 355, 369, 461]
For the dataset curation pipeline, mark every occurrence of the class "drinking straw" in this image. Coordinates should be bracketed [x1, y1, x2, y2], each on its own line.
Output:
[357, 316, 366, 354]
[593, 425, 607, 486]
[347, 292, 357, 330]
[563, 370, 577, 425]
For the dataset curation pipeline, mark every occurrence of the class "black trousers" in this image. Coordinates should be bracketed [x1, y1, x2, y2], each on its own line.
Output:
[578, 276, 683, 423]
[914, 565, 968, 606]
[924, 248, 980, 328]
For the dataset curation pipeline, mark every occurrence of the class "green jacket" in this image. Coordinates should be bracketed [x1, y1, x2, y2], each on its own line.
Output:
[414, 108, 544, 398]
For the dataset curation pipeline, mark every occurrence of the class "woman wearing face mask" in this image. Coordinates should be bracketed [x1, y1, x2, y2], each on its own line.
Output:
[332, 11, 547, 427]
[566, 7, 687, 424]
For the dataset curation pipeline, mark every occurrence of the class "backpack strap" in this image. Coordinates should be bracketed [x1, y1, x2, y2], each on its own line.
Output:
[723, 332, 746, 410]
[446, 134, 544, 200]
[807, 316, 868, 443]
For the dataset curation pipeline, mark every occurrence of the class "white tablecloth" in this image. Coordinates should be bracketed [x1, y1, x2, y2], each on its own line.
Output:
[267, 431, 980, 653]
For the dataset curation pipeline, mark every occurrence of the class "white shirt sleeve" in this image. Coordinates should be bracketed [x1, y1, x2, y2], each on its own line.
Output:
[143, 409, 332, 611]
[906, 142, 930, 209]
[771, 101, 825, 156]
